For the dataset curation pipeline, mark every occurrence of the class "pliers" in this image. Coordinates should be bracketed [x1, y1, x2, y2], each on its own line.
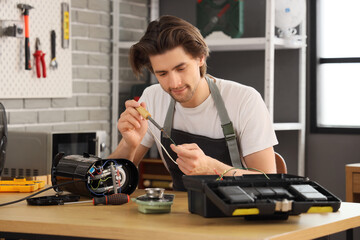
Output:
[33, 38, 47, 78]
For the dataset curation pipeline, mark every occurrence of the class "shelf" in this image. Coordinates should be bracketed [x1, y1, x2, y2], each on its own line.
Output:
[207, 37, 305, 51]
[118, 37, 306, 51]
[273, 122, 303, 131]
[142, 174, 172, 181]
[273, 37, 307, 49]
[142, 158, 163, 164]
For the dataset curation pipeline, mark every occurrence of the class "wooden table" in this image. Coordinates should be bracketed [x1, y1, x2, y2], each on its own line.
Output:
[346, 163, 360, 202]
[0, 189, 360, 240]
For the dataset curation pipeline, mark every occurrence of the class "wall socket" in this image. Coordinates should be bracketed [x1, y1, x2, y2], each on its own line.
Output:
[0, 20, 24, 38]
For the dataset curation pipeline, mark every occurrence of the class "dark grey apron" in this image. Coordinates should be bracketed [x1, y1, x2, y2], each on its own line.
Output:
[160, 76, 244, 191]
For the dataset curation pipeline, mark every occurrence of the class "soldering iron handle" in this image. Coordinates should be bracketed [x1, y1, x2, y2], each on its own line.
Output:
[136, 106, 151, 119]
[93, 193, 129, 205]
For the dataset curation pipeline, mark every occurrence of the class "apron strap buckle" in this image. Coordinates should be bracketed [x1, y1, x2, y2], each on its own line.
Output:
[225, 133, 236, 141]
[221, 122, 236, 141]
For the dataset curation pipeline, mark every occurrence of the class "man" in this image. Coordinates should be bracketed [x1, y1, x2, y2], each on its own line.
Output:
[109, 15, 278, 191]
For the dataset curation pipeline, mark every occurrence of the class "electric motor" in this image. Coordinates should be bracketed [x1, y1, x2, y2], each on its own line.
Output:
[51, 152, 138, 197]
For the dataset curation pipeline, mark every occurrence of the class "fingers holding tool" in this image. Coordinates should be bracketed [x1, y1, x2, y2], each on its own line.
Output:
[118, 100, 148, 146]
[33, 38, 46, 78]
[120, 100, 147, 130]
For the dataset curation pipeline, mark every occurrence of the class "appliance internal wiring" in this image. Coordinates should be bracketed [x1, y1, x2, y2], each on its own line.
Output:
[86, 160, 126, 196]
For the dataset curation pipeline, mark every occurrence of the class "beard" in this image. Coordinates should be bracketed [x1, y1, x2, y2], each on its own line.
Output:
[168, 84, 196, 103]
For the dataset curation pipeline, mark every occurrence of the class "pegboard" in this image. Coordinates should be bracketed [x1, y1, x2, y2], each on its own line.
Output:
[0, 0, 72, 98]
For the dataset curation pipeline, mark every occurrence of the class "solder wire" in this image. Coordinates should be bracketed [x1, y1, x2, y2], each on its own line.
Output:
[147, 126, 177, 165]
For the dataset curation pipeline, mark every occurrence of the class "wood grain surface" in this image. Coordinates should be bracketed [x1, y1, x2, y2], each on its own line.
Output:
[1, 189, 360, 240]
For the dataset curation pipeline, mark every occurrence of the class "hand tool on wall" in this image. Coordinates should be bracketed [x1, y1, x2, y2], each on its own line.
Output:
[33, 38, 46, 78]
[0, 21, 24, 38]
[64, 193, 130, 205]
[17, 4, 33, 70]
[61, 3, 69, 48]
[50, 30, 58, 69]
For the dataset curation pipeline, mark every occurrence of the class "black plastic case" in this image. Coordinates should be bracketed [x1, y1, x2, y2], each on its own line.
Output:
[183, 174, 341, 219]
[27, 194, 81, 206]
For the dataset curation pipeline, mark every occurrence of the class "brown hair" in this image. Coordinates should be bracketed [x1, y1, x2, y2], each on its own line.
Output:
[129, 15, 209, 78]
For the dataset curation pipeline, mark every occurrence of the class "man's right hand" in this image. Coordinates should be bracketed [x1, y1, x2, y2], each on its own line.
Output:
[117, 100, 148, 149]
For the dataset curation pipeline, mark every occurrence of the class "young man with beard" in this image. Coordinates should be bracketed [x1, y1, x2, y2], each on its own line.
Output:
[108, 15, 278, 191]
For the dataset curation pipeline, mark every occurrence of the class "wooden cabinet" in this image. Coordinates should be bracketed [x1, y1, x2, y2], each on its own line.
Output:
[346, 163, 360, 202]
[138, 158, 173, 189]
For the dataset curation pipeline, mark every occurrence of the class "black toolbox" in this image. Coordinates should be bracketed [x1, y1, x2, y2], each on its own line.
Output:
[183, 174, 341, 220]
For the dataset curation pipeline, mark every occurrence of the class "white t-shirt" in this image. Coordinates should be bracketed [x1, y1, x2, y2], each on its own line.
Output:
[138, 77, 278, 167]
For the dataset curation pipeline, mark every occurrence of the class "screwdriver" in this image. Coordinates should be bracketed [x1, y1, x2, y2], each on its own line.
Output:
[65, 193, 129, 205]
[136, 106, 176, 145]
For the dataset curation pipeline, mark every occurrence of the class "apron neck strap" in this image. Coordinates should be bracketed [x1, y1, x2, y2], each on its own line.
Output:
[163, 97, 175, 138]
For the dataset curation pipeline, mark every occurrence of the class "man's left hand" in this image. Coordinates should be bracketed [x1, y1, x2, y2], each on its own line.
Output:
[170, 143, 213, 175]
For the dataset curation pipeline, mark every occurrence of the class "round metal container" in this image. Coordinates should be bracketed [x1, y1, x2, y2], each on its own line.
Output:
[145, 188, 165, 199]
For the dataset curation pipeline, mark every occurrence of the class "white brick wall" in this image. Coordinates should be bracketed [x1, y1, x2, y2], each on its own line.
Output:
[117, 0, 149, 117]
[0, 0, 150, 156]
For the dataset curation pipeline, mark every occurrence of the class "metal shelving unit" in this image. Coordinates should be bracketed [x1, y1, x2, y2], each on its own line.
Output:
[112, 0, 306, 175]
[111, 0, 160, 152]
[111, 0, 120, 152]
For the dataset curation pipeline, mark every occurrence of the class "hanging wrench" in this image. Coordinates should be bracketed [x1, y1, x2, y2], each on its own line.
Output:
[50, 30, 58, 69]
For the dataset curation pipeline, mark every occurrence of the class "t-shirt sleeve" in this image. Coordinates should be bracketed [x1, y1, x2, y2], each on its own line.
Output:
[238, 89, 278, 157]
